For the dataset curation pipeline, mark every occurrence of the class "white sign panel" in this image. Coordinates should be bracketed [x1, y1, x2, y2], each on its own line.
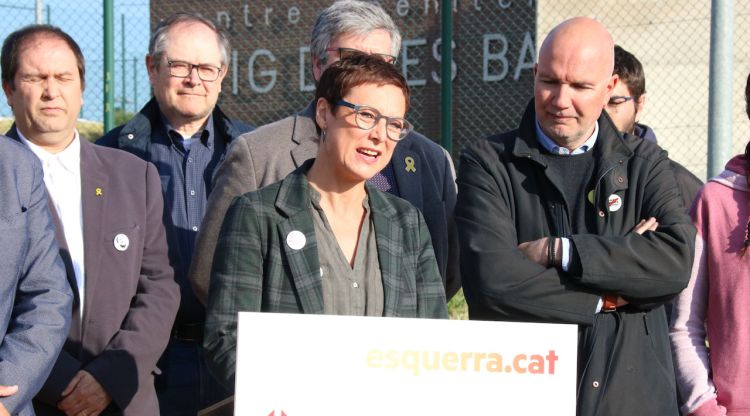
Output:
[235, 312, 577, 415]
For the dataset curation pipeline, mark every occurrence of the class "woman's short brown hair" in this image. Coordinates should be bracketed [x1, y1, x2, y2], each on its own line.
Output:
[314, 52, 410, 132]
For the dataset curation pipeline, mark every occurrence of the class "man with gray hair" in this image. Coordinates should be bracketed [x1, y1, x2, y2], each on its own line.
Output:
[190, 0, 460, 313]
[97, 12, 253, 416]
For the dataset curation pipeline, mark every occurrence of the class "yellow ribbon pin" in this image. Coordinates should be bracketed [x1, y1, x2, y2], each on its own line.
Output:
[404, 156, 416, 173]
[95, 187, 103, 196]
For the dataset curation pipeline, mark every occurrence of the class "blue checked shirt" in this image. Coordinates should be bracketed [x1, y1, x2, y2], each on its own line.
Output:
[150, 114, 227, 323]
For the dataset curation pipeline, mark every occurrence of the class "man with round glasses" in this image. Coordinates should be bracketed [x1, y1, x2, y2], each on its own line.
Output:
[96, 12, 253, 416]
[189, 0, 461, 312]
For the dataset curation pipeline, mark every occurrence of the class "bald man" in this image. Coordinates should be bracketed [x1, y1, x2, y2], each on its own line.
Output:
[455, 17, 694, 415]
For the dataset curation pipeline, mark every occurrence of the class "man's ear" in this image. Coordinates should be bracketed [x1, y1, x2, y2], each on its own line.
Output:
[146, 54, 157, 84]
[312, 56, 323, 83]
[604, 74, 619, 104]
[635, 93, 647, 120]
[2, 81, 14, 107]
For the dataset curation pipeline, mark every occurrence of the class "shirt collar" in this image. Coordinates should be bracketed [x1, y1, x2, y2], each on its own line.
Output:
[18, 127, 81, 174]
[535, 119, 599, 155]
[161, 113, 215, 150]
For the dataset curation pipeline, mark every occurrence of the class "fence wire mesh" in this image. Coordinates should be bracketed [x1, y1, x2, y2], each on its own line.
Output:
[1, 0, 747, 180]
[0, 0, 151, 138]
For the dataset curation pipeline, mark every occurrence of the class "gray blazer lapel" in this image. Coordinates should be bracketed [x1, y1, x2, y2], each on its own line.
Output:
[79, 140, 110, 329]
[290, 101, 320, 168]
[368, 186, 404, 316]
[391, 142, 424, 211]
[275, 167, 324, 314]
[6, 125, 83, 338]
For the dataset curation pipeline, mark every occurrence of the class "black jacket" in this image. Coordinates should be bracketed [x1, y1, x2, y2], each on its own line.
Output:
[96, 98, 253, 161]
[456, 102, 695, 416]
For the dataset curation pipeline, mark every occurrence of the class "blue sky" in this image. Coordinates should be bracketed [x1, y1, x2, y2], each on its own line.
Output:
[0, 0, 152, 121]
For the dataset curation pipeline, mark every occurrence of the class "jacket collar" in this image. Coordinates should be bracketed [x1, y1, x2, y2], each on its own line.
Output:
[511, 99, 634, 165]
[274, 159, 403, 316]
[114, 98, 242, 158]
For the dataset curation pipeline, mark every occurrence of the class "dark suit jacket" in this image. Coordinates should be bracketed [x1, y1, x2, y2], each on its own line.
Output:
[0, 137, 72, 416]
[203, 162, 448, 390]
[190, 101, 460, 307]
[7, 129, 180, 415]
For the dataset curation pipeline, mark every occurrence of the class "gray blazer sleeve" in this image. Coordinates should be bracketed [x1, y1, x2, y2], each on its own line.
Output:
[0, 154, 73, 414]
[189, 136, 259, 304]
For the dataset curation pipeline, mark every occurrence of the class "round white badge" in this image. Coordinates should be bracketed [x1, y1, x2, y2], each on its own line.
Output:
[114, 233, 130, 251]
[607, 194, 623, 212]
[286, 230, 306, 250]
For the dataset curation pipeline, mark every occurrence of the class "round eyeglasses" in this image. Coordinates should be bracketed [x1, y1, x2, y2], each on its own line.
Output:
[337, 100, 412, 141]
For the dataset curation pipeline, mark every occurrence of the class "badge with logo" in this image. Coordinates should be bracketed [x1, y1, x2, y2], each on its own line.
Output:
[114, 233, 129, 251]
[607, 194, 623, 212]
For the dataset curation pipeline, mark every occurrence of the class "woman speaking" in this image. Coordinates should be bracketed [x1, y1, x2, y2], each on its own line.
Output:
[203, 53, 447, 389]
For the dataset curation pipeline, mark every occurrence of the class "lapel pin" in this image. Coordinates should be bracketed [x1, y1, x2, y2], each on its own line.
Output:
[404, 156, 416, 173]
[607, 194, 623, 212]
[286, 230, 306, 250]
[95, 187, 103, 196]
[113, 233, 129, 251]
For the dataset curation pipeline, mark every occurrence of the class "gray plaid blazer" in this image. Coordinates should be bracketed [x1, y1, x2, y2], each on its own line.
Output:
[203, 162, 448, 390]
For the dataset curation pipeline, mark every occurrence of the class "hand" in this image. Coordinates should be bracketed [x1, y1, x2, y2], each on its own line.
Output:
[633, 217, 659, 235]
[0, 385, 16, 416]
[518, 237, 560, 267]
[58, 371, 112, 416]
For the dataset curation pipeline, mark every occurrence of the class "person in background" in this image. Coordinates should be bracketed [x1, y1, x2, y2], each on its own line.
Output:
[189, 0, 460, 306]
[607, 44, 702, 212]
[606, 45, 653, 142]
[96, 12, 253, 415]
[203, 53, 447, 390]
[0, 136, 72, 416]
[456, 17, 695, 415]
[1, 24, 179, 415]
[670, 72, 750, 416]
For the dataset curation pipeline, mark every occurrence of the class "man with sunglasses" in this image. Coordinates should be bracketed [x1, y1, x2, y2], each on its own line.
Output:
[96, 12, 253, 416]
[189, 0, 460, 310]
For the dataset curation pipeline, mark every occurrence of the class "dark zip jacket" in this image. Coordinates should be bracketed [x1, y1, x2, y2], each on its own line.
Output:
[456, 101, 695, 416]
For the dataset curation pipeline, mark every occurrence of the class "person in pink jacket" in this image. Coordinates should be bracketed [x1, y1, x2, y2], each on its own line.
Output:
[670, 73, 750, 416]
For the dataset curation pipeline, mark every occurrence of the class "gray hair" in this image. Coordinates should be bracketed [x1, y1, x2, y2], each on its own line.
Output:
[148, 12, 230, 67]
[310, 0, 402, 67]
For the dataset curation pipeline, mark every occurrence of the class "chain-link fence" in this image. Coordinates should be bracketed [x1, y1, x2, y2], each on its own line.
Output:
[2, 1, 747, 180]
[0, 0, 151, 138]
[150, 0, 750, 180]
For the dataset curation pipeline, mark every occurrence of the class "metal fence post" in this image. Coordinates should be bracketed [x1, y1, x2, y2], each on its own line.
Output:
[121, 13, 126, 116]
[440, 0, 453, 152]
[35, 0, 43, 24]
[103, 0, 114, 131]
[708, 0, 734, 178]
[133, 57, 138, 113]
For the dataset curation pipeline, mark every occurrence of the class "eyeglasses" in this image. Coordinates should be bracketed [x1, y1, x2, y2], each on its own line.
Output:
[337, 100, 412, 141]
[166, 60, 223, 81]
[325, 47, 398, 65]
[608, 95, 635, 105]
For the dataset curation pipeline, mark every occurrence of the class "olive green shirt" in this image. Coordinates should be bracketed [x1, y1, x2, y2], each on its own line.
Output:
[309, 188, 384, 316]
